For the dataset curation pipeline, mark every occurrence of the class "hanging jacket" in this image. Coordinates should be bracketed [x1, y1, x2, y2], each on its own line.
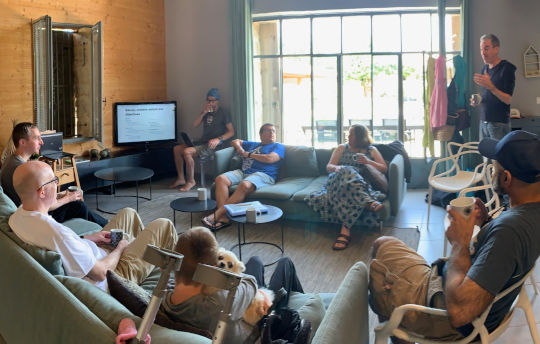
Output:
[430, 55, 448, 129]
[453, 55, 466, 108]
[423, 55, 436, 156]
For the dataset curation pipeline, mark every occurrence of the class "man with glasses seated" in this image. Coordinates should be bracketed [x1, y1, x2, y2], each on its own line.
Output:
[0, 122, 107, 226]
[9, 160, 178, 291]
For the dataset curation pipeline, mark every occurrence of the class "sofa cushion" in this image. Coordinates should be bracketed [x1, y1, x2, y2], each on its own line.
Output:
[0, 186, 17, 220]
[0, 220, 65, 275]
[246, 177, 315, 201]
[315, 148, 334, 175]
[106, 271, 212, 339]
[291, 176, 328, 202]
[279, 145, 319, 179]
[56, 275, 136, 332]
[297, 294, 326, 344]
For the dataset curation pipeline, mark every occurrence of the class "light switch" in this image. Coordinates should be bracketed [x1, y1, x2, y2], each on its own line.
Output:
[537, 97, 540, 104]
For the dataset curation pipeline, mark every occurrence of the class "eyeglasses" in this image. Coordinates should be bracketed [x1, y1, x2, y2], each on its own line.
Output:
[37, 176, 59, 191]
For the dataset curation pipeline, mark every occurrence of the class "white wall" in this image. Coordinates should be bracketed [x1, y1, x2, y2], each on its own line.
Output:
[165, 0, 232, 139]
[469, 0, 540, 117]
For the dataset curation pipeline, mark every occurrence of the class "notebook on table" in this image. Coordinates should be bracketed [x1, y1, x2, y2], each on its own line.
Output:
[224, 201, 269, 217]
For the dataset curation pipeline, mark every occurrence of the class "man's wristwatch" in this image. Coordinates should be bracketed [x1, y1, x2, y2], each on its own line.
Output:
[248, 151, 253, 158]
[219, 136, 223, 144]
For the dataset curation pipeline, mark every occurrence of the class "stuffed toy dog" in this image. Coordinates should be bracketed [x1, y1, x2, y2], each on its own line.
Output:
[203, 247, 274, 326]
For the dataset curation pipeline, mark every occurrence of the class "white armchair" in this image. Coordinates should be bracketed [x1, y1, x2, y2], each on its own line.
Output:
[427, 142, 487, 230]
[374, 266, 540, 344]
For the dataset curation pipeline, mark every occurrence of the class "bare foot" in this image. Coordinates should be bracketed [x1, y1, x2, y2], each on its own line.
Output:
[179, 180, 196, 192]
[168, 179, 186, 189]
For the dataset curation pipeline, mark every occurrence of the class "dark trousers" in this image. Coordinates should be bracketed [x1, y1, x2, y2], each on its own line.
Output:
[49, 200, 108, 227]
[245, 256, 304, 306]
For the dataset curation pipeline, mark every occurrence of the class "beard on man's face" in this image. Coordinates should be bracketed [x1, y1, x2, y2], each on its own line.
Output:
[493, 172, 505, 195]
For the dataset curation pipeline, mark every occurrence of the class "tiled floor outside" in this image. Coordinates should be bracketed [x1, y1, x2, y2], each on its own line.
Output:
[396, 189, 540, 344]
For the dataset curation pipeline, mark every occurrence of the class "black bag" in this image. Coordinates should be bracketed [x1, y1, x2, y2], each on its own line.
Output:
[425, 189, 455, 208]
[259, 308, 311, 344]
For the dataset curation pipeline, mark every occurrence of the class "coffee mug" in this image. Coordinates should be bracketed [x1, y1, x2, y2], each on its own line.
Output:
[245, 207, 262, 223]
[470, 93, 482, 106]
[449, 197, 475, 219]
[197, 187, 207, 201]
[110, 229, 124, 248]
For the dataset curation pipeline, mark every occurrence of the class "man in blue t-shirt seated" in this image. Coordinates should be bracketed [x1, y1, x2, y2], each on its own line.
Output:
[202, 123, 284, 230]
[369, 130, 540, 342]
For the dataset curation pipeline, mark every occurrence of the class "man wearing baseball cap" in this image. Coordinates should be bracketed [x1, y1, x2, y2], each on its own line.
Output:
[169, 88, 235, 191]
[368, 130, 540, 341]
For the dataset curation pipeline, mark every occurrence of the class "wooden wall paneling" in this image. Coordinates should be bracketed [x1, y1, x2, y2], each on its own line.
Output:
[0, 0, 167, 154]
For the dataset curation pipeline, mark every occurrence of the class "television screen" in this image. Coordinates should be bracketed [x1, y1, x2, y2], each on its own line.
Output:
[114, 101, 177, 146]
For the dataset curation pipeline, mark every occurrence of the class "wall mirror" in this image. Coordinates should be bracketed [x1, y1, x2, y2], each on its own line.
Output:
[32, 15, 103, 142]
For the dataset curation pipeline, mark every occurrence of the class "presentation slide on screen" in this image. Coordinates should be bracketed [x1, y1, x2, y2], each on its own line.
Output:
[116, 103, 176, 143]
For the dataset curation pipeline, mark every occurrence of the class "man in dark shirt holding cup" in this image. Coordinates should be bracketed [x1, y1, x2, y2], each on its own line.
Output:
[471, 34, 516, 140]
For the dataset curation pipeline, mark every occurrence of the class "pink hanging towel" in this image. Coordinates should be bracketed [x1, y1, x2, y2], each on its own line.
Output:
[430, 55, 448, 129]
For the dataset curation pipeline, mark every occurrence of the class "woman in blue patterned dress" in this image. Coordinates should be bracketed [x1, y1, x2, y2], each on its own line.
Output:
[305, 125, 388, 250]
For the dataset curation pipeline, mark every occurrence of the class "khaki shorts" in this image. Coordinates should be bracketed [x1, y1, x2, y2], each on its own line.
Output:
[369, 238, 463, 340]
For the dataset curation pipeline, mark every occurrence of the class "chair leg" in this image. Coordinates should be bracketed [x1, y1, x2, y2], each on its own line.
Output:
[426, 185, 433, 231]
[518, 288, 540, 344]
[530, 274, 540, 295]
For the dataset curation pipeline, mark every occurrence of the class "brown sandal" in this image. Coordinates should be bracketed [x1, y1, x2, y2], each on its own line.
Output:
[332, 233, 351, 251]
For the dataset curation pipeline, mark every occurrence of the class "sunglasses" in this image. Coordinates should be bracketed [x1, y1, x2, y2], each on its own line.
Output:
[37, 176, 59, 191]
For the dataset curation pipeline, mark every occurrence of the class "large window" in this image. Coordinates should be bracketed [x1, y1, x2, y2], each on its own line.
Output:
[252, 9, 461, 157]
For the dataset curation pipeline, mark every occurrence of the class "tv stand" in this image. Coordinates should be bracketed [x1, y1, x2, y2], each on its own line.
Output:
[76, 147, 175, 191]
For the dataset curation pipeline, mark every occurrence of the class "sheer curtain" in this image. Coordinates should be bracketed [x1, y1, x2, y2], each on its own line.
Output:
[229, 0, 255, 140]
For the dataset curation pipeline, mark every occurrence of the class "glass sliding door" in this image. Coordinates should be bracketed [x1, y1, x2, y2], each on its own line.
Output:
[282, 57, 311, 145]
[313, 57, 338, 148]
[372, 55, 399, 143]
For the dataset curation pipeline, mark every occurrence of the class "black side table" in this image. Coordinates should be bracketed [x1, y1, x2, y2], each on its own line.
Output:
[94, 167, 154, 214]
[227, 204, 283, 266]
[170, 197, 217, 228]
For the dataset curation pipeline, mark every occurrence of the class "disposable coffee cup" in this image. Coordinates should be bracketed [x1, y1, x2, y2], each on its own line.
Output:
[449, 197, 475, 219]
[197, 188, 207, 201]
[470, 93, 482, 106]
[110, 229, 123, 248]
[245, 207, 262, 223]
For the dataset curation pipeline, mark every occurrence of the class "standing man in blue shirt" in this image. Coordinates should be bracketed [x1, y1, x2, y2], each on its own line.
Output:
[471, 34, 516, 140]
[202, 123, 284, 230]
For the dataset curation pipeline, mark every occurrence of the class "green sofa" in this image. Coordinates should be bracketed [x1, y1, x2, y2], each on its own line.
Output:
[0, 186, 369, 343]
[213, 145, 406, 226]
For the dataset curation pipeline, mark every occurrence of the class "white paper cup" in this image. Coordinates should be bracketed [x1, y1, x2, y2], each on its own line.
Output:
[197, 188, 207, 201]
[245, 207, 262, 223]
[449, 197, 475, 219]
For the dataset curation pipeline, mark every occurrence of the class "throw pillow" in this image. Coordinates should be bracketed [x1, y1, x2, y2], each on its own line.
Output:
[0, 186, 17, 220]
[106, 271, 212, 339]
[280, 145, 319, 178]
[297, 294, 326, 344]
[5, 230, 65, 275]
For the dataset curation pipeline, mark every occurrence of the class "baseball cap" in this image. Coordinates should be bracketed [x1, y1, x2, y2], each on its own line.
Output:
[478, 130, 540, 183]
[206, 88, 220, 100]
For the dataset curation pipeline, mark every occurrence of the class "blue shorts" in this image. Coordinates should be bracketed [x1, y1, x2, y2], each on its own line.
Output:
[223, 169, 275, 190]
